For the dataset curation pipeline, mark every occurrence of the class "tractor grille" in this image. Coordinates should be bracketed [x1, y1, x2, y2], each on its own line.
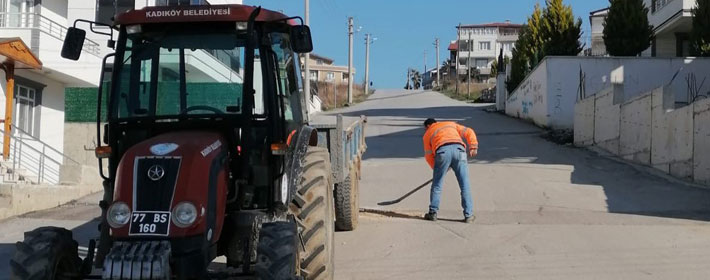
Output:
[134, 157, 181, 211]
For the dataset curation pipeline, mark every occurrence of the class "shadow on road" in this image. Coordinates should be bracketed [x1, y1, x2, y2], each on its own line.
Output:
[347, 100, 710, 222]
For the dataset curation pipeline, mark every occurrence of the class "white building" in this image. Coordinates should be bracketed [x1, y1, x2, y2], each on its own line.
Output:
[642, 0, 697, 57]
[589, 8, 609, 56]
[0, 0, 241, 185]
[454, 21, 522, 81]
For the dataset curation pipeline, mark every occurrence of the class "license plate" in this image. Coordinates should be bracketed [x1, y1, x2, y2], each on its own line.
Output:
[129, 211, 171, 236]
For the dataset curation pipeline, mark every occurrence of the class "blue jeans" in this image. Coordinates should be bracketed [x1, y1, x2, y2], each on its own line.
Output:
[429, 144, 473, 218]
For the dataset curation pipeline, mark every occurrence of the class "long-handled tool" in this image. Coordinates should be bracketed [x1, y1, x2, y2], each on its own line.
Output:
[377, 179, 434, 206]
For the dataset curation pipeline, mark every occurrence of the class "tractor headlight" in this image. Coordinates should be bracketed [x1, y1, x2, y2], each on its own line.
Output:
[172, 202, 197, 228]
[107, 202, 131, 228]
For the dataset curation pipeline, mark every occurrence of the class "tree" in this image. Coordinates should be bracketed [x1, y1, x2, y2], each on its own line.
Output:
[691, 0, 710, 56]
[491, 55, 510, 77]
[527, 3, 545, 67]
[541, 0, 584, 56]
[507, 26, 532, 92]
[603, 0, 654, 56]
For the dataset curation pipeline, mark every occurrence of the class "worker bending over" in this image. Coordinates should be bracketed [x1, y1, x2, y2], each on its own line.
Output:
[422, 118, 478, 223]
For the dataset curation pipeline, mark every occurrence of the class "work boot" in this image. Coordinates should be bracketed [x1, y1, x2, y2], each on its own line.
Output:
[424, 212, 437, 221]
[463, 215, 475, 224]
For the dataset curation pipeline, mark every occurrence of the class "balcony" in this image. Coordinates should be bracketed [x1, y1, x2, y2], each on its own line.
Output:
[648, 0, 694, 34]
[0, 12, 103, 86]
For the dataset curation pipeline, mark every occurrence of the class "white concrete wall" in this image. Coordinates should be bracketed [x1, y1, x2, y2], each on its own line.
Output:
[505, 60, 548, 126]
[495, 73, 506, 111]
[573, 93, 594, 146]
[619, 93, 653, 164]
[655, 33, 677, 57]
[506, 57, 710, 129]
[41, 0, 69, 26]
[694, 98, 710, 185]
[650, 87, 694, 178]
[593, 86, 622, 155]
[574, 85, 710, 186]
[0, 70, 66, 154]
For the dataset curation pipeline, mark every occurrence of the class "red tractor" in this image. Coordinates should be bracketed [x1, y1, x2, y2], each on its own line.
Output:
[10, 5, 337, 280]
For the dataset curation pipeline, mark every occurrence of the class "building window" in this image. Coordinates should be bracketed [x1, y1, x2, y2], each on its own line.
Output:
[479, 41, 491, 50]
[1, 0, 34, 28]
[652, 0, 674, 13]
[475, 59, 489, 68]
[326, 72, 335, 81]
[309, 70, 318, 81]
[502, 42, 513, 53]
[14, 84, 39, 137]
[96, 0, 135, 25]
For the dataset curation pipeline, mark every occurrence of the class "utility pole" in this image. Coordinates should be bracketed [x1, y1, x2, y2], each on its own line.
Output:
[424, 49, 427, 74]
[435, 38, 440, 89]
[467, 30, 472, 98]
[347, 17, 354, 104]
[455, 23, 461, 95]
[364, 33, 371, 96]
[304, 0, 311, 104]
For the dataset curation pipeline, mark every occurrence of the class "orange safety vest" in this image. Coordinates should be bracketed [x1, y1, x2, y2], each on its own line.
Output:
[422, 121, 478, 168]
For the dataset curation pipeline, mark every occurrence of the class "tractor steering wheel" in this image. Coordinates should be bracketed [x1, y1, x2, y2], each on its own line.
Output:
[180, 106, 224, 115]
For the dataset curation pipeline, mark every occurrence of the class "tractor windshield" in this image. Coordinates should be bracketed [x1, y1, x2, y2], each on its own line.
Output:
[112, 25, 259, 119]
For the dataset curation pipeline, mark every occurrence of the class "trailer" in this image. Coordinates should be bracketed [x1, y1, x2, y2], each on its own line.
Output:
[314, 115, 367, 231]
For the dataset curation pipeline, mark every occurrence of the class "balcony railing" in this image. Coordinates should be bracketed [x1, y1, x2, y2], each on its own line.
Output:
[0, 12, 101, 56]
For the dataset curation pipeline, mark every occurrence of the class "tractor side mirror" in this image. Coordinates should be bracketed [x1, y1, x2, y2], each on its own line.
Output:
[290, 25, 313, 53]
[61, 27, 86, 60]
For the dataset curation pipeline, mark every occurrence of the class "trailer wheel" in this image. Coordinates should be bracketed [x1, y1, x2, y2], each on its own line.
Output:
[255, 222, 300, 280]
[290, 146, 334, 280]
[334, 167, 359, 231]
[10, 227, 82, 280]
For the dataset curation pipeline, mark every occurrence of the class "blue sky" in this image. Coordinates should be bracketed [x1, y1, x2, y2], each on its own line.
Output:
[247, 0, 608, 89]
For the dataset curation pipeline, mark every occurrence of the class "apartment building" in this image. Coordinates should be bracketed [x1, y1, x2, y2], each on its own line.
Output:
[644, 0, 696, 57]
[589, 8, 609, 56]
[0, 0, 241, 184]
[302, 53, 353, 85]
[454, 21, 522, 81]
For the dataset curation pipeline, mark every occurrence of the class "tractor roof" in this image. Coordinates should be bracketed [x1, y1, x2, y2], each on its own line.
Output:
[115, 5, 290, 26]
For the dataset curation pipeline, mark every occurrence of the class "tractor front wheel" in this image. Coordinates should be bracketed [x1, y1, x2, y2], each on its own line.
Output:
[255, 222, 301, 280]
[10, 227, 82, 280]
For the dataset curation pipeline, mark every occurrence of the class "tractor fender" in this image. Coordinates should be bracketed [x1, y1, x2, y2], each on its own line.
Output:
[280, 126, 319, 209]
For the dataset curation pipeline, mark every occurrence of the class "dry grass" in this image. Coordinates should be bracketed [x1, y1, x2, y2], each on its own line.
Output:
[437, 79, 492, 102]
[315, 81, 367, 110]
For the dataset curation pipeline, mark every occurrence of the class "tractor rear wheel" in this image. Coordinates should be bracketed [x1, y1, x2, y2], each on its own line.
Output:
[10, 227, 82, 280]
[334, 167, 359, 231]
[290, 146, 334, 280]
[255, 222, 300, 280]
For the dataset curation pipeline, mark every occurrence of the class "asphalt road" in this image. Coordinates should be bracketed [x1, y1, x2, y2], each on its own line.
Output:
[329, 89, 710, 279]
[2, 89, 710, 279]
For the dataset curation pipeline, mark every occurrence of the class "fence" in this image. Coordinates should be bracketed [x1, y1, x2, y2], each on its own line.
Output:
[0, 125, 80, 184]
[0, 12, 101, 56]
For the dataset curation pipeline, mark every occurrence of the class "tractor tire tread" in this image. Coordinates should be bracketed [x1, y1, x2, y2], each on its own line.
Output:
[289, 147, 334, 280]
[334, 170, 359, 231]
[10, 227, 81, 280]
[255, 222, 300, 280]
